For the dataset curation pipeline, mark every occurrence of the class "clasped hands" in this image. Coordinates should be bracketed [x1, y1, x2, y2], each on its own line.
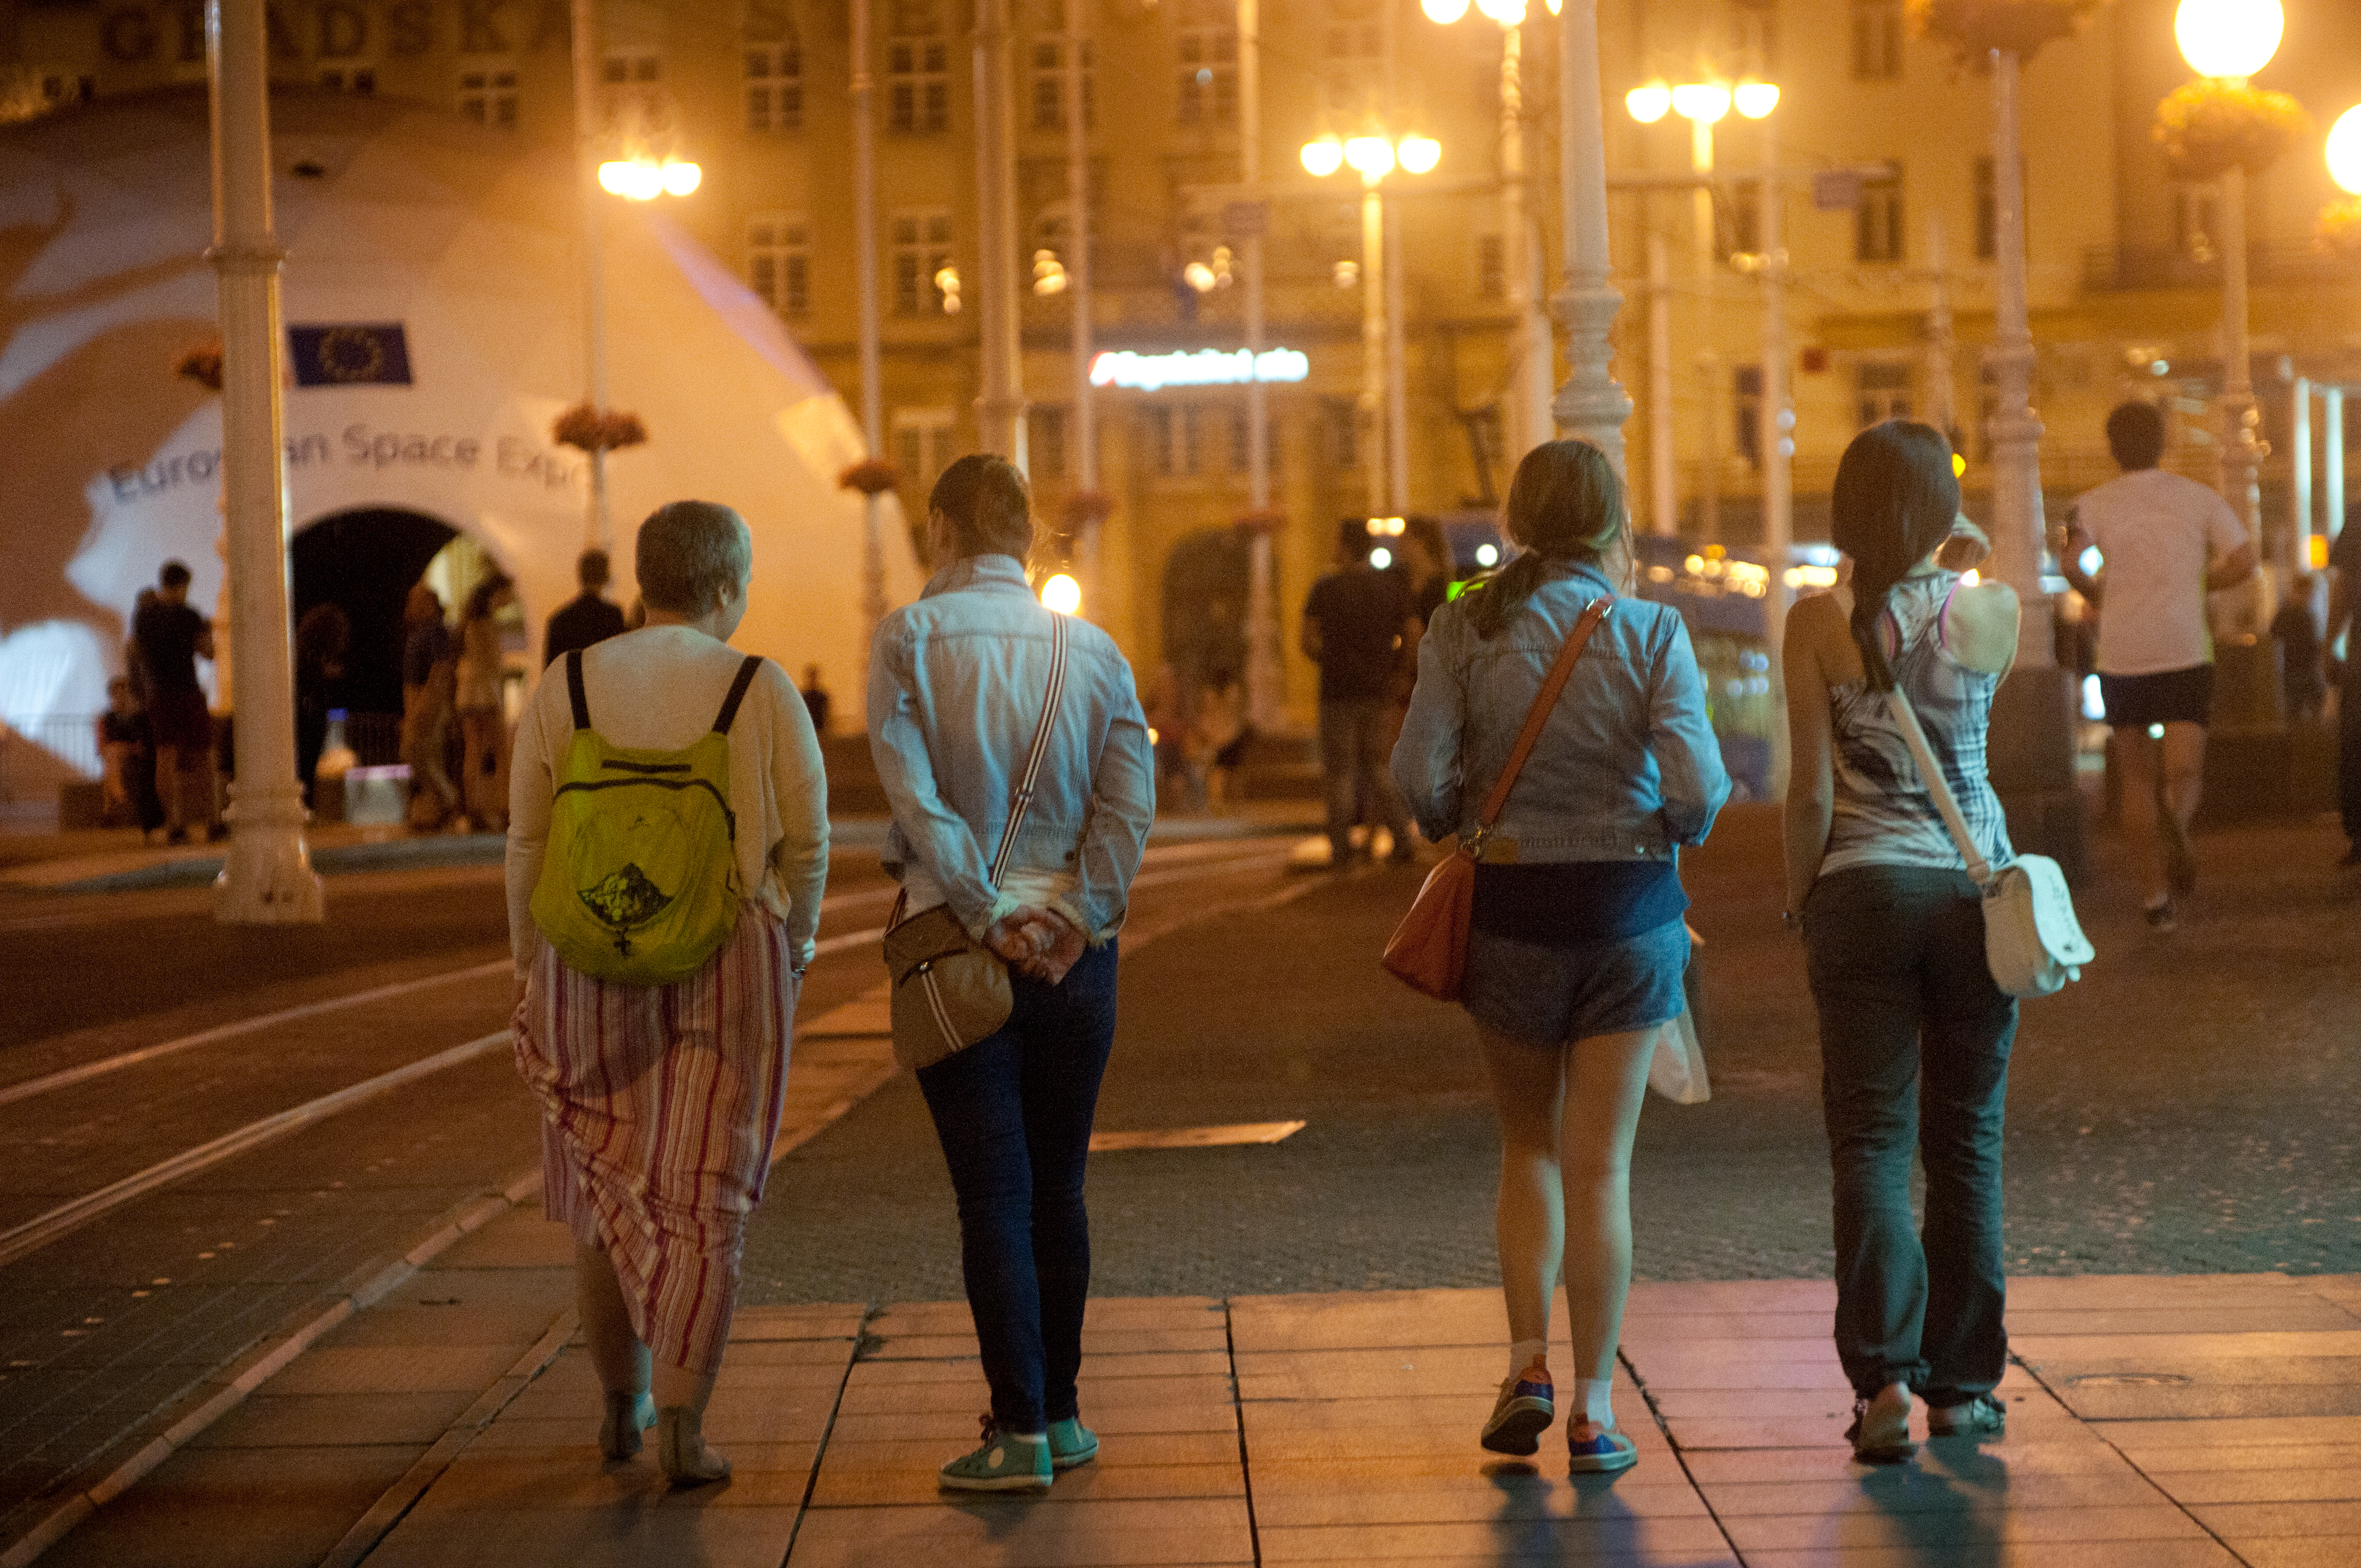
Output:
[983, 905, 1086, 985]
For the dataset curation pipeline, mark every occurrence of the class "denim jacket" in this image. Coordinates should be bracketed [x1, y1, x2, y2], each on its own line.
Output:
[1391, 560, 1731, 862]
[868, 555, 1155, 943]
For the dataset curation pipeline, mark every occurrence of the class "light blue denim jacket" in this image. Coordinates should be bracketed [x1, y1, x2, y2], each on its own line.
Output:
[1391, 560, 1732, 862]
[868, 555, 1155, 943]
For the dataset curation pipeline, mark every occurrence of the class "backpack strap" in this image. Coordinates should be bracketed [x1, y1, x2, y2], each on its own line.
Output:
[564, 649, 591, 731]
[711, 655, 764, 735]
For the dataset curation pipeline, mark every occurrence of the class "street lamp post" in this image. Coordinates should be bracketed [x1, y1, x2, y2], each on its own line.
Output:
[1304, 129, 1438, 515]
[569, 0, 609, 551]
[973, 0, 1026, 467]
[208, 0, 322, 925]
[1422, 0, 1554, 469]
[2175, 0, 2284, 576]
[852, 0, 886, 652]
[1549, 0, 1633, 471]
[1236, 0, 1281, 729]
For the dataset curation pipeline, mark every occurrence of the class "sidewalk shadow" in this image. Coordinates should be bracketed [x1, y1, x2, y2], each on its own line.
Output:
[1482, 1460, 1653, 1562]
[1854, 1442, 2009, 1566]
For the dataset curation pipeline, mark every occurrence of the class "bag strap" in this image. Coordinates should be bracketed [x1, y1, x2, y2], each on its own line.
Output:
[711, 655, 764, 736]
[564, 649, 590, 731]
[990, 611, 1070, 884]
[1881, 684, 1993, 888]
[1470, 596, 1613, 846]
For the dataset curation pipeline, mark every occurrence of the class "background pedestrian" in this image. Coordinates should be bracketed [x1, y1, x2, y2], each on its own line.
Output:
[95, 676, 164, 836]
[2059, 401, 2256, 929]
[868, 454, 1154, 1493]
[456, 573, 516, 832]
[2330, 514, 2360, 867]
[507, 500, 826, 1485]
[130, 559, 219, 843]
[1394, 439, 1729, 1476]
[2270, 574, 2324, 724]
[1303, 518, 1419, 867]
[543, 547, 628, 669]
[293, 602, 351, 808]
[400, 585, 459, 830]
[1782, 421, 2023, 1463]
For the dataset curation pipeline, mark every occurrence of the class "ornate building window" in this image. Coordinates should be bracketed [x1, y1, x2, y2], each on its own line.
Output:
[1174, 0, 1237, 127]
[749, 215, 810, 318]
[747, 39, 802, 133]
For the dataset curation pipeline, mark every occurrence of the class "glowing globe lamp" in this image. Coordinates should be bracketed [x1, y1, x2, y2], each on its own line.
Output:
[1476, 0, 1526, 22]
[1397, 134, 1441, 175]
[2174, 0, 2283, 80]
[2329, 105, 2361, 195]
[1625, 81, 1672, 124]
[1040, 574, 1082, 616]
[660, 159, 700, 197]
[1671, 82, 1732, 124]
[1733, 80, 1780, 120]
[1345, 136, 1396, 180]
[1301, 136, 1345, 177]
[1420, 0, 1469, 19]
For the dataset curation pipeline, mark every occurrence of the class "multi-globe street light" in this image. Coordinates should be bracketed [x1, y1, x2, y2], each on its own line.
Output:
[1421, 0, 1557, 472]
[1303, 129, 1438, 514]
[1623, 76, 1776, 541]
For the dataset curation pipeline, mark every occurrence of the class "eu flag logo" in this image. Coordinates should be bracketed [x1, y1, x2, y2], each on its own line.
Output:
[289, 323, 413, 386]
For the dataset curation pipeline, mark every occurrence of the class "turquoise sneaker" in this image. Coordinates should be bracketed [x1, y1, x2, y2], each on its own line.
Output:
[938, 1415, 1053, 1493]
[1047, 1416, 1100, 1471]
[1568, 1425, 1639, 1474]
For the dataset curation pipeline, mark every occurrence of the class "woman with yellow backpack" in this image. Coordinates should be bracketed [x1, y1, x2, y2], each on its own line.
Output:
[505, 500, 828, 1486]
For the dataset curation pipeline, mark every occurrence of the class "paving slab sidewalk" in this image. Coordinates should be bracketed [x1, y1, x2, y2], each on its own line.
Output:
[35, 1240, 2361, 1567]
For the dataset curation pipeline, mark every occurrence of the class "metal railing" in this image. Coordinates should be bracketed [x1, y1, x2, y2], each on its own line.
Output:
[1, 715, 101, 803]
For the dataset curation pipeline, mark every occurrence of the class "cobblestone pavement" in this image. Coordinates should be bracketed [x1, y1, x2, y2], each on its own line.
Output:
[743, 803, 2361, 1305]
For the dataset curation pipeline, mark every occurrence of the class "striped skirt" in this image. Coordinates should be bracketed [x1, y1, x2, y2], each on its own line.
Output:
[512, 907, 796, 1376]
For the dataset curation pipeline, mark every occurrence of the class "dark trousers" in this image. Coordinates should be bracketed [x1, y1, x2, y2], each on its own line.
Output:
[1803, 865, 2017, 1404]
[1318, 698, 1411, 864]
[2341, 669, 2361, 847]
[916, 939, 1119, 1433]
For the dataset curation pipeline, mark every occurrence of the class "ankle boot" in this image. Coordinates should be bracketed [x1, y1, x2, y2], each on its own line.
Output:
[657, 1405, 732, 1487]
[599, 1391, 655, 1461]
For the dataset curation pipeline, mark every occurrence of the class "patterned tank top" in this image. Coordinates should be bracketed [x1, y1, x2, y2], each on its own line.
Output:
[1821, 573, 2015, 878]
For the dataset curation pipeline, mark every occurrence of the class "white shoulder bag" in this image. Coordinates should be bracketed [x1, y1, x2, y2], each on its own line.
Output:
[1883, 687, 2095, 998]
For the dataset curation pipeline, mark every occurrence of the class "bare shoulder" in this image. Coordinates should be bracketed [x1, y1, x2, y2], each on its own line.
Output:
[1786, 588, 1847, 647]
[1946, 579, 2020, 673]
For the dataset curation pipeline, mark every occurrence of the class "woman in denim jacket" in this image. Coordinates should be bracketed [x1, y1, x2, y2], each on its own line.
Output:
[868, 455, 1156, 1493]
[1394, 440, 1729, 1475]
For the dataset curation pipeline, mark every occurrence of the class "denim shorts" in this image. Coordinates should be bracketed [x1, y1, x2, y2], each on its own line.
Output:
[1460, 917, 1690, 1044]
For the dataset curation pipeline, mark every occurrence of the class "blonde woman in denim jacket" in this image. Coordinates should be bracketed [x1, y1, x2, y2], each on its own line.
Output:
[1394, 440, 1731, 1476]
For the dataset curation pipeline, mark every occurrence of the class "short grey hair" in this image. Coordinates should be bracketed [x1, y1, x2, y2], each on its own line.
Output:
[636, 501, 752, 614]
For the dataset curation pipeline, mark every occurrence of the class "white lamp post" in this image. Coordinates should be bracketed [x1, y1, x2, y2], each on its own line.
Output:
[973, 0, 1025, 467]
[2177, 0, 2284, 571]
[2327, 106, 2360, 548]
[207, 0, 322, 924]
[852, 0, 886, 651]
[1305, 128, 1438, 514]
[1236, 0, 1281, 729]
[1550, 0, 1633, 470]
[1424, 0, 1554, 472]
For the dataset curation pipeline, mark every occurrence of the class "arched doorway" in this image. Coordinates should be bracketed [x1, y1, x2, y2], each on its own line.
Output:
[290, 508, 458, 717]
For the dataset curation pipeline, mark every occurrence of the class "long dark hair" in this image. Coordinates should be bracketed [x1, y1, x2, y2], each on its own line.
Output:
[1829, 421, 1960, 692]
[1466, 439, 1626, 639]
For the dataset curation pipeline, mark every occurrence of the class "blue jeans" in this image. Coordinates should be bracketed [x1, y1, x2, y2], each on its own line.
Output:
[916, 939, 1119, 1433]
[1804, 865, 2017, 1405]
[1319, 698, 1411, 864]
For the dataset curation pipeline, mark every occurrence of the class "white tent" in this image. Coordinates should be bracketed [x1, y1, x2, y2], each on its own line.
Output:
[0, 85, 916, 783]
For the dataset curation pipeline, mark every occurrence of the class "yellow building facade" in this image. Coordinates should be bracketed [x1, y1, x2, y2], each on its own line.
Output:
[10, 0, 2359, 727]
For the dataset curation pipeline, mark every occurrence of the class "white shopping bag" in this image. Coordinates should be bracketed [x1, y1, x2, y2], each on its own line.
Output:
[1647, 924, 1711, 1105]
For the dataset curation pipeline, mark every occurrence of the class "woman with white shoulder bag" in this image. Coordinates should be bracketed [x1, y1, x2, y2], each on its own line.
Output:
[1783, 420, 2043, 1464]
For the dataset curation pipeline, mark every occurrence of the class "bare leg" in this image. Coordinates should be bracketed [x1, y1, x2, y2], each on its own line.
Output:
[575, 1243, 650, 1396]
[1478, 1023, 1571, 1349]
[1557, 1025, 1661, 1439]
[2114, 726, 2167, 906]
[1479, 1020, 1658, 1441]
[2159, 721, 2206, 892]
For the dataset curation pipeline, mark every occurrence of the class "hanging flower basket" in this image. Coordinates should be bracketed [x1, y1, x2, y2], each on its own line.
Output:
[552, 404, 649, 453]
[2153, 80, 2310, 182]
[1231, 505, 1288, 535]
[1906, 0, 2113, 67]
[2317, 197, 2361, 263]
[837, 458, 901, 496]
[1064, 490, 1116, 531]
[175, 340, 224, 391]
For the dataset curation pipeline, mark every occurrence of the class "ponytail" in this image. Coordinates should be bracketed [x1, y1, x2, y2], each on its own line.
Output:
[1829, 421, 1960, 692]
[1467, 439, 1626, 640]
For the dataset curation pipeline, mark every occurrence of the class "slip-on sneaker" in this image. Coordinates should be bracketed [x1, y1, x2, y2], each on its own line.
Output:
[1481, 1371, 1556, 1456]
[1927, 1395, 2006, 1440]
[1047, 1416, 1100, 1471]
[1566, 1425, 1639, 1474]
[1847, 1384, 1917, 1464]
[939, 1417, 1052, 1493]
